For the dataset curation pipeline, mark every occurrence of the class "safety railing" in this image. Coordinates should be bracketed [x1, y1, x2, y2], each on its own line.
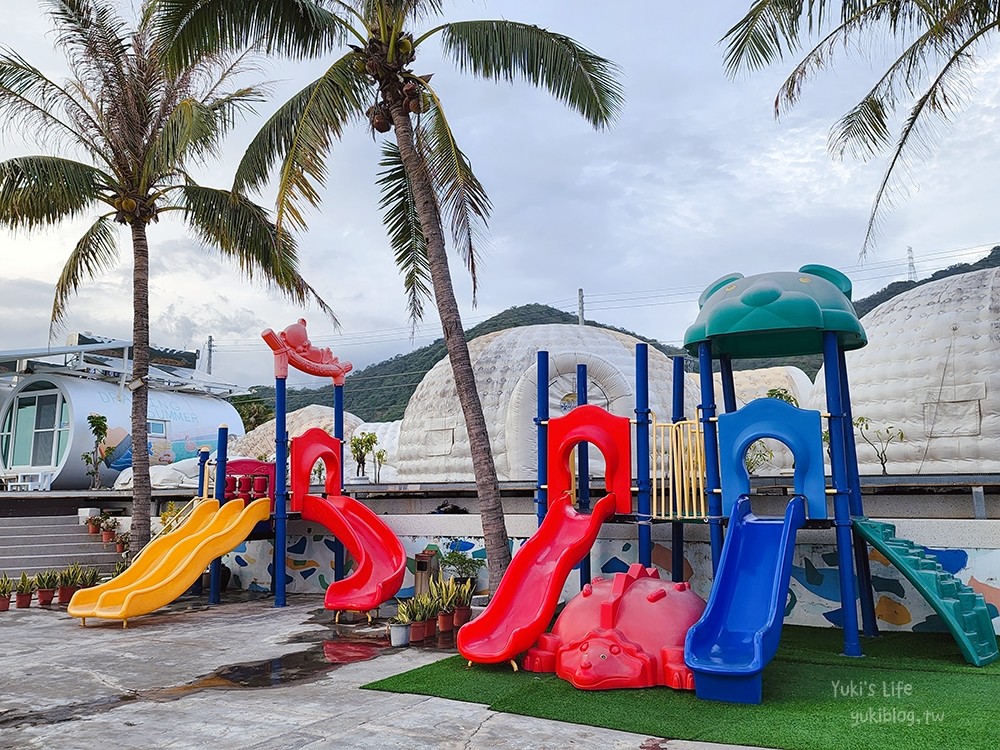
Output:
[651, 413, 707, 520]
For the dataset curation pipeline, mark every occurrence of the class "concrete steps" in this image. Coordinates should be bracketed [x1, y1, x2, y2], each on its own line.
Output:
[0, 515, 121, 578]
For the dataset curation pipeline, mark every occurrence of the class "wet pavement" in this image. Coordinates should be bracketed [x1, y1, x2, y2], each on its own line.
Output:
[0, 595, 757, 750]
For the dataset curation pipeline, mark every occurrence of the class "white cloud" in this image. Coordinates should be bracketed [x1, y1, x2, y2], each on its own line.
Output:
[1, 1, 998, 385]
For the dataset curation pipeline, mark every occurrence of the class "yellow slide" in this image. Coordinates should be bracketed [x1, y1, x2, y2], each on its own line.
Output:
[69, 498, 270, 627]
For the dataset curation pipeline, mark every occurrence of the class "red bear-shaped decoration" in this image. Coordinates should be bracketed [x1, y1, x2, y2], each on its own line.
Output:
[261, 318, 353, 383]
[523, 564, 706, 691]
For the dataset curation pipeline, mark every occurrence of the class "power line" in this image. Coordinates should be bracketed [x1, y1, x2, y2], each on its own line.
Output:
[214, 241, 996, 364]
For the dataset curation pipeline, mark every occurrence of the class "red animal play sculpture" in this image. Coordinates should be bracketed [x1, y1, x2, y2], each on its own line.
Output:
[523, 564, 706, 690]
[261, 318, 353, 384]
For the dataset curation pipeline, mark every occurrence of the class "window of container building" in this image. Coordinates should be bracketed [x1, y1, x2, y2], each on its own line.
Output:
[0, 382, 70, 469]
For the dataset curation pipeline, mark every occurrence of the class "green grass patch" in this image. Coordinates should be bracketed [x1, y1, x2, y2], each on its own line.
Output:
[364, 626, 998, 749]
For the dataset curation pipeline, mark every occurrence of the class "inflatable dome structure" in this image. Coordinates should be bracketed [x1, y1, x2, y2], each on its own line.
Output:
[810, 267, 1000, 474]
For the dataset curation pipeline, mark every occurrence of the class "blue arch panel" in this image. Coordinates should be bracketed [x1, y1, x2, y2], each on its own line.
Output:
[717, 398, 827, 520]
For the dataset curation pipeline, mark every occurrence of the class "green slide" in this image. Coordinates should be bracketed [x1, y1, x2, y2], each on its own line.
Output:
[853, 518, 998, 667]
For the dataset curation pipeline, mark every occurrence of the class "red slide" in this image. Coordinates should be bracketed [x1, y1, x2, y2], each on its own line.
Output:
[292, 428, 405, 612]
[457, 491, 619, 663]
[301, 494, 406, 612]
[458, 404, 633, 665]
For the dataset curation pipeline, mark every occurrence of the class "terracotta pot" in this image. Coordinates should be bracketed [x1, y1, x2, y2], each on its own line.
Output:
[57, 586, 78, 605]
[15, 592, 32, 608]
[115, 543, 125, 553]
[453, 605, 471, 627]
[0, 595, 10, 612]
[87, 523, 99, 535]
[437, 611, 454, 634]
[101, 530, 115, 543]
[37, 588, 56, 606]
[409, 620, 427, 642]
[424, 618, 436, 638]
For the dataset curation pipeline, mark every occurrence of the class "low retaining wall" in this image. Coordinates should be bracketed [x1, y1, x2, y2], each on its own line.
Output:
[225, 513, 1000, 636]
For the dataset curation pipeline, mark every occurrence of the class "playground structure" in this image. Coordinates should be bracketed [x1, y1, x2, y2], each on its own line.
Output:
[68, 439, 271, 627]
[262, 319, 406, 615]
[459, 264, 998, 704]
[67, 319, 405, 627]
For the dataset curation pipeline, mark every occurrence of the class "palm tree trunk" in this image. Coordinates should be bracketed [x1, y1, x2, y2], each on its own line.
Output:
[386, 96, 512, 592]
[129, 219, 152, 554]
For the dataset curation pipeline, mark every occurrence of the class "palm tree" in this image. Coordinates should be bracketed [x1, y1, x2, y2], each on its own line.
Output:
[723, 1, 1000, 255]
[0, 0, 331, 552]
[152, 0, 624, 591]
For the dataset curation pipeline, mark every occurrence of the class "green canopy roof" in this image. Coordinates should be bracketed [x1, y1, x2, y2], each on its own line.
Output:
[683, 264, 867, 359]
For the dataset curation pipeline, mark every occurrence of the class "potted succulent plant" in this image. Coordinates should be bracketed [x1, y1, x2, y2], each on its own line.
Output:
[86, 514, 103, 534]
[430, 576, 459, 634]
[0, 573, 13, 612]
[58, 564, 82, 605]
[419, 592, 437, 639]
[78, 567, 102, 589]
[14, 572, 36, 608]
[453, 578, 475, 627]
[410, 592, 438, 642]
[100, 516, 120, 543]
[34, 570, 59, 606]
[110, 559, 130, 578]
[388, 599, 413, 647]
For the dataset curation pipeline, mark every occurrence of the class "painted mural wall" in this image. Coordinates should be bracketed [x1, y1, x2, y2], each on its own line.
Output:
[226, 529, 1000, 636]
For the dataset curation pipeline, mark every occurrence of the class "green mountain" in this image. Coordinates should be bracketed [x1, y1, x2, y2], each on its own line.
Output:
[234, 247, 1000, 422]
[244, 304, 686, 422]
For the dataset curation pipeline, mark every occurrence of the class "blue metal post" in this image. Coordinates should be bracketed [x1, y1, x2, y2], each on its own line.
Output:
[719, 355, 737, 414]
[535, 351, 549, 527]
[840, 347, 878, 637]
[635, 344, 652, 568]
[670, 356, 685, 582]
[698, 342, 724, 573]
[192, 447, 210, 595]
[209, 425, 228, 605]
[576, 364, 591, 586]
[823, 331, 862, 656]
[333, 383, 345, 581]
[273, 376, 288, 607]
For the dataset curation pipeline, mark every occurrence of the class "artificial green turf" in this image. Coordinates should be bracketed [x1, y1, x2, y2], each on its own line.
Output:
[363, 626, 999, 750]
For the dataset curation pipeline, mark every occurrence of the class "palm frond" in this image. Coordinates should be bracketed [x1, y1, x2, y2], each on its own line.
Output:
[824, 13, 957, 160]
[379, 0, 443, 24]
[0, 50, 106, 160]
[828, 93, 893, 159]
[152, 0, 363, 70]
[233, 54, 369, 231]
[377, 140, 431, 323]
[417, 88, 491, 303]
[0, 156, 110, 230]
[774, 2, 897, 113]
[439, 20, 624, 129]
[860, 22, 994, 256]
[50, 215, 120, 332]
[178, 183, 337, 320]
[722, 0, 808, 74]
[43, 0, 133, 139]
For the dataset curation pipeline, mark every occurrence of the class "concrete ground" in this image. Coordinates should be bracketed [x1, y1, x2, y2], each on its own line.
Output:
[0, 595, 757, 750]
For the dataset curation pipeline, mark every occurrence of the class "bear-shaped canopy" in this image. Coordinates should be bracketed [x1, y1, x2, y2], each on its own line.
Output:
[683, 264, 867, 359]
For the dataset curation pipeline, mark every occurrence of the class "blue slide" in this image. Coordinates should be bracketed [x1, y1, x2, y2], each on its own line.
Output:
[684, 496, 806, 704]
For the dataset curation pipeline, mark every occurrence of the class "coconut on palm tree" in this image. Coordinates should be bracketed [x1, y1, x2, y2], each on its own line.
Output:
[152, 0, 624, 591]
[0, 0, 332, 552]
[724, 1, 1000, 255]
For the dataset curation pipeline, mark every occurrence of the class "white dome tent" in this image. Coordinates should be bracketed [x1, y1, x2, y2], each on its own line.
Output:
[389, 324, 807, 483]
[809, 266, 1000, 475]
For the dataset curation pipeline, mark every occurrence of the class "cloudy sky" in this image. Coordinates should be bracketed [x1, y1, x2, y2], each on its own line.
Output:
[1, 1, 998, 390]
